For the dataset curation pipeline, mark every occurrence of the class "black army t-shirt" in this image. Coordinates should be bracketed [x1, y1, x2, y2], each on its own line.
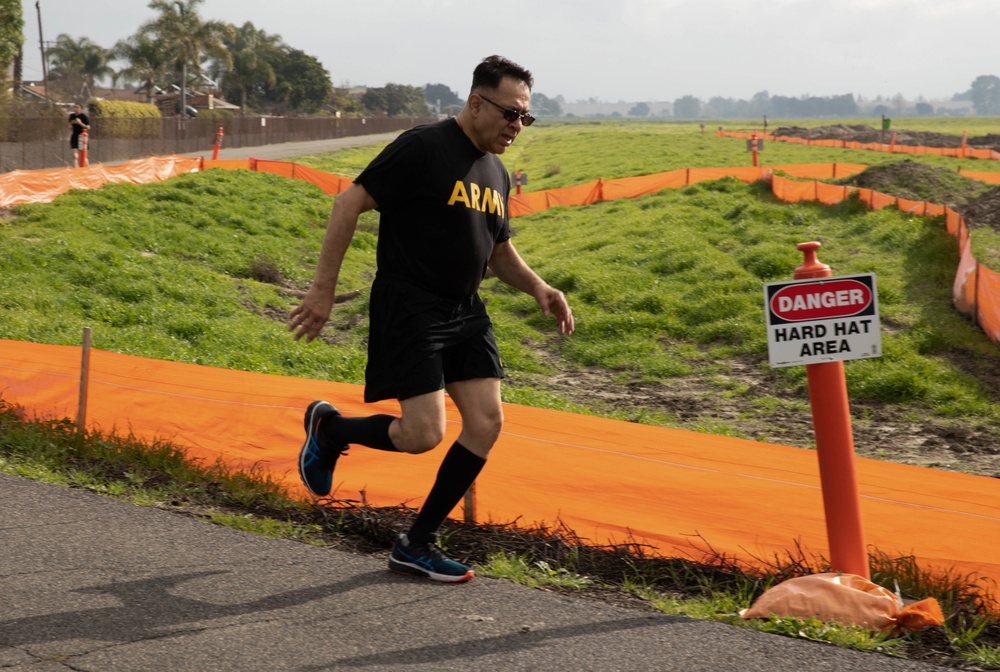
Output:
[355, 119, 512, 300]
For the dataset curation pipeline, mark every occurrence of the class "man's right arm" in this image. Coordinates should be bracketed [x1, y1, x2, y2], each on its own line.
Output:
[288, 183, 377, 342]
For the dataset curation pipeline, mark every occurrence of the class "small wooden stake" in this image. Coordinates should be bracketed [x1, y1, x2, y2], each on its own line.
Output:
[77, 327, 92, 434]
[463, 482, 477, 523]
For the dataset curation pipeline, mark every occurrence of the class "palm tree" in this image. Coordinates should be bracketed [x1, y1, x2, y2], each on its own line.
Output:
[114, 33, 169, 103]
[212, 22, 279, 114]
[47, 34, 114, 98]
[142, 0, 232, 117]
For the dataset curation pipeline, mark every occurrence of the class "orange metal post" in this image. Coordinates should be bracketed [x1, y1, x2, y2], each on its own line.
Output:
[514, 171, 523, 195]
[961, 130, 968, 159]
[795, 241, 870, 579]
[751, 131, 759, 167]
[78, 129, 89, 168]
[212, 126, 224, 160]
[889, 130, 897, 154]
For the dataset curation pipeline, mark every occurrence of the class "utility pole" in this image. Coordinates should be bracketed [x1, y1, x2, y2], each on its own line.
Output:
[35, 0, 49, 103]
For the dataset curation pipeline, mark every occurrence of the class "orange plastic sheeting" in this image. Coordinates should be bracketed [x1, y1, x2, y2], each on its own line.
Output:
[508, 190, 549, 218]
[0, 155, 201, 209]
[601, 171, 688, 201]
[962, 171, 1000, 185]
[976, 265, 1000, 345]
[508, 164, 861, 218]
[200, 159, 251, 171]
[509, 180, 603, 216]
[772, 176, 819, 203]
[688, 166, 764, 183]
[719, 130, 1000, 162]
[2, 338, 998, 596]
[770, 172, 1000, 351]
[953, 228, 978, 319]
[772, 163, 869, 179]
[773, 175, 953, 215]
[946, 208, 964, 237]
[741, 573, 944, 632]
[255, 160, 351, 195]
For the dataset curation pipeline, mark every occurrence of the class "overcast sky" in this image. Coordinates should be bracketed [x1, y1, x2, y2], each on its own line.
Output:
[17, 0, 1000, 104]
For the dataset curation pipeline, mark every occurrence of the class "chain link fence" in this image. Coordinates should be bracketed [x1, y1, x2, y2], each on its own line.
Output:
[0, 115, 436, 173]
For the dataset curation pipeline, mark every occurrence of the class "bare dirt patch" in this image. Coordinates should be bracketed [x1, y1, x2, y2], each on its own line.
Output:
[958, 185, 1000, 231]
[835, 159, 992, 206]
[511, 349, 1000, 480]
[773, 124, 1000, 154]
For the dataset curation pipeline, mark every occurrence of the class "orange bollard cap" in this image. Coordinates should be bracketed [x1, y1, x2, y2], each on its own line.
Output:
[794, 241, 831, 280]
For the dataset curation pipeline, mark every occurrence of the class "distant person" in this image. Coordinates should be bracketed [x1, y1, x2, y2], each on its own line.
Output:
[288, 55, 574, 583]
[68, 103, 90, 167]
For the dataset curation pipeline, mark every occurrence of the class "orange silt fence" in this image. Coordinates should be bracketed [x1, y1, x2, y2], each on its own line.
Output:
[769, 171, 1000, 349]
[719, 130, 1000, 162]
[2, 338, 998, 601]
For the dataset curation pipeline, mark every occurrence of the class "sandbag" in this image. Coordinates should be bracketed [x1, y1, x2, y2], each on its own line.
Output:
[740, 572, 944, 633]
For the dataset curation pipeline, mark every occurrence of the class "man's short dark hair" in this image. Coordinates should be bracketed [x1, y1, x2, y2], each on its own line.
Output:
[471, 55, 533, 93]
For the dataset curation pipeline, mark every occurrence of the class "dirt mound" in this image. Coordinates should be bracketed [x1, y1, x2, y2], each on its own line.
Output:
[773, 124, 1000, 153]
[835, 160, 992, 206]
[957, 185, 1000, 230]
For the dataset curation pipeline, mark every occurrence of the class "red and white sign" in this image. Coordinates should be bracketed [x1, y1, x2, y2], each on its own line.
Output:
[764, 274, 881, 368]
[769, 278, 873, 322]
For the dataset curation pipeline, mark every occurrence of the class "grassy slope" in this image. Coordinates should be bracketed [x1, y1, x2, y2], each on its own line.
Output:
[4, 119, 1000, 442]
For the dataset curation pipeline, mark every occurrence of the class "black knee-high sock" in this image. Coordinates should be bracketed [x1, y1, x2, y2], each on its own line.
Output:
[407, 441, 486, 544]
[320, 413, 399, 452]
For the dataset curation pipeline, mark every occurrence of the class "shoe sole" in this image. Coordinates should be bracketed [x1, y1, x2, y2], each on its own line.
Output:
[387, 556, 474, 583]
[298, 400, 335, 497]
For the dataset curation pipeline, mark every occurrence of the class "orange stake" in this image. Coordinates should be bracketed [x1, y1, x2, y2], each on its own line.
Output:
[212, 126, 224, 160]
[795, 241, 869, 579]
[78, 129, 89, 168]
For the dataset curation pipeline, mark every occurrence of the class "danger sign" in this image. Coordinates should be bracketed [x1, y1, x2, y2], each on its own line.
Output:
[764, 274, 881, 368]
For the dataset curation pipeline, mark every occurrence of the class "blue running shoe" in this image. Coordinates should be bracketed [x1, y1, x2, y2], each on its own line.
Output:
[298, 400, 348, 497]
[388, 533, 474, 583]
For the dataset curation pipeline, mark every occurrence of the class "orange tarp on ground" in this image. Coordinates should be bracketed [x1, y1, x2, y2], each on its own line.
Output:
[1, 338, 998, 596]
[0, 156, 201, 209]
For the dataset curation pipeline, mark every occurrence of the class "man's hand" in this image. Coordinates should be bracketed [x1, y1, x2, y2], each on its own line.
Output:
[536, 285, 574, 335]
[288, 288, 335, 343]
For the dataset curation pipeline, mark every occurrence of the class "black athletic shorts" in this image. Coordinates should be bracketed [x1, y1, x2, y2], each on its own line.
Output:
[70, 134, 81, 149]
[364, 275, 504, 403]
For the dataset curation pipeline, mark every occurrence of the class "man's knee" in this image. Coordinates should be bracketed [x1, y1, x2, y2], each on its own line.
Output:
[393, 414, 446, 454]
[466, 405, 504, 448]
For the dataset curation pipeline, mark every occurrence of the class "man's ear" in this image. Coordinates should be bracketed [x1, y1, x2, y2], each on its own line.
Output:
[468, 92, 482, 116]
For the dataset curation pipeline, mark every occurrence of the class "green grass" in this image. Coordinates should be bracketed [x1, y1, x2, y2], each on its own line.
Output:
[5, 124, 1000, 443]
[293, 119, 1000, 195]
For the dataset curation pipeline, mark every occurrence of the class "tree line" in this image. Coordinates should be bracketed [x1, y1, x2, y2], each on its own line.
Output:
[666, 78, 1000, 119]
[3, 0, 999, 119]
[0, 0, 445, 117]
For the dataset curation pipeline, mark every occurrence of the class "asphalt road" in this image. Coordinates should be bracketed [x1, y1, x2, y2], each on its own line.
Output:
[0, 473, 950, 672]
[179, 132, 402, 162]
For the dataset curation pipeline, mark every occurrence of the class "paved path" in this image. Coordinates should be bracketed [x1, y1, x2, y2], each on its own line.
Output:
[0, 473, 948, 671]
[179, 132, 402, 162]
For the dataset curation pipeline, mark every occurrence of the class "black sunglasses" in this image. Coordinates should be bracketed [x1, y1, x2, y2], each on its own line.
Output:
[478, 94, 535, 126]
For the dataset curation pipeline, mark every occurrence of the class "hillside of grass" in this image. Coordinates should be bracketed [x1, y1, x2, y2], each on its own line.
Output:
[4, 120, 1000, 457]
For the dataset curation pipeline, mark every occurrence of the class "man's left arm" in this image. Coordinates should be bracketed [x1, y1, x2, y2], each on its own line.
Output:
[488, 240, 574, 335]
